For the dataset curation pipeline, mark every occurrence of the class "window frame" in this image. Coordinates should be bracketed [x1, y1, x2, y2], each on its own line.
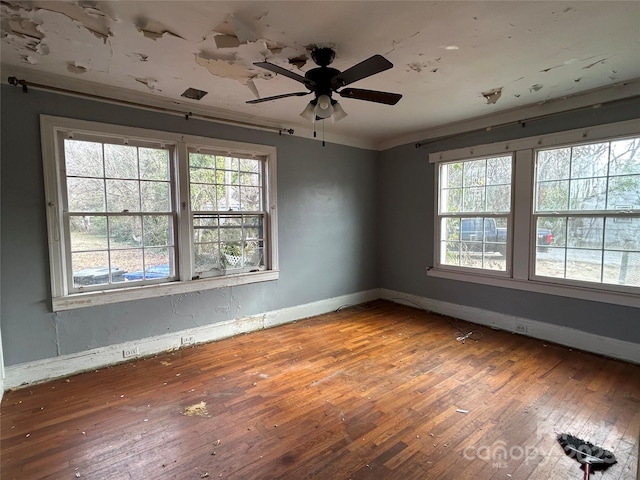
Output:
[428, 118, 640, 308]
[435, 154, 514, 277]
[41, 115, 279, 311]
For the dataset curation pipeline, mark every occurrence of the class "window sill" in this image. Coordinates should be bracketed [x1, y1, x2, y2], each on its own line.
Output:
[51, 270, 279, 311]
[427, 267, 639, 308]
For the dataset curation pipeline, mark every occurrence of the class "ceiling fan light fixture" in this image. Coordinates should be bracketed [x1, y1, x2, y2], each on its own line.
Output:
[300, 102, 316, 121]
[331, 101, 348, 122]
[314, 94, 334, 119]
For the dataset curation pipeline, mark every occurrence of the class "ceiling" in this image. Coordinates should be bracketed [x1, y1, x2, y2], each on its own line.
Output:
[2, 1, 639, 149]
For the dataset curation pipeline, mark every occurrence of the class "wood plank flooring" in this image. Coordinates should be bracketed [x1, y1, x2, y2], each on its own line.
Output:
[1, 300, 639, 479]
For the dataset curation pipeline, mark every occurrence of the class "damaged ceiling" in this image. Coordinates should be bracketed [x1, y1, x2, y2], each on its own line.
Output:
[1, 1, 639, 149]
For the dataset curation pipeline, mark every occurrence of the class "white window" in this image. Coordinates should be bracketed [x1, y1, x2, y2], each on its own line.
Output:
[437, 155, 512, 273]
[41, 115, 278, 310]
[533, 138, 640, 288]
[429, 119, 640, 307]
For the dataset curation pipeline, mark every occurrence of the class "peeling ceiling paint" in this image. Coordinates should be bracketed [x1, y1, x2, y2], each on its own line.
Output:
[1, 1, 639, 147]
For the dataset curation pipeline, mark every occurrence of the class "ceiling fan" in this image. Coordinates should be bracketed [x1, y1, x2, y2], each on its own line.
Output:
[247, 47, 402, 122]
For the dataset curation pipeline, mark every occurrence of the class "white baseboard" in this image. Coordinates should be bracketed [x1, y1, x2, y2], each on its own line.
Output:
[380, 289, 640, 365]
[3, 289, 379, 389]
[5, 288, 637, 390]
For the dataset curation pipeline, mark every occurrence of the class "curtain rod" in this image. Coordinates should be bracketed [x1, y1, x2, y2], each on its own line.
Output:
[414, 94, 640, 149]
[7, 76, 295, 136]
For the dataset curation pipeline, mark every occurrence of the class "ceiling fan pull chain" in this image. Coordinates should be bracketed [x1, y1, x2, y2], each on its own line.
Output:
[322, 119, 326, 147]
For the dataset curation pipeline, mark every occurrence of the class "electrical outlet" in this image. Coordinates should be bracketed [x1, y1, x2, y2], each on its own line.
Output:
[515, 324, 528, 334]
[123, 346, 139, 358]
[181, 335, 195, 346]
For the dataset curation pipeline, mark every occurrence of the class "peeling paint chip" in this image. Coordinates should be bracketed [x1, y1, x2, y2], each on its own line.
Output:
[183, 401, 209, 417]
[288, 55, 308, 69]
[67, 62, 88, 74]
[482, 87, 502, 104]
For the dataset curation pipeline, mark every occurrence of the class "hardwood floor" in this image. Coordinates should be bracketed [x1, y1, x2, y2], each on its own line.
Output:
[2, 300, 639, 479]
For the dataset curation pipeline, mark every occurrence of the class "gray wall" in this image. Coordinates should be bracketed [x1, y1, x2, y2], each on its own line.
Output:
[2, 84, 638, 369]
[0, 85, 379, 366]
[378, 97, 640, 344]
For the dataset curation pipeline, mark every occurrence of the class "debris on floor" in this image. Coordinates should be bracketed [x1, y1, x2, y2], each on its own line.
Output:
[183, 401, 209, 417]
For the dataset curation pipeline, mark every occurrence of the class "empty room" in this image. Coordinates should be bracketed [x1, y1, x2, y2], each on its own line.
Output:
[1, 1, 639, 479]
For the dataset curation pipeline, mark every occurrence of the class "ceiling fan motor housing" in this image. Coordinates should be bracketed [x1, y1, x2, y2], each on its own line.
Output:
[310, 47, 336, 67]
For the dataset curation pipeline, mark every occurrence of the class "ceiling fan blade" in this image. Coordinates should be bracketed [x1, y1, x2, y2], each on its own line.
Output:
[253, 61, 314, 87]
[332, 54, 393, 88]
[339, 88, 402, 105]
[246, 91, 310, 104]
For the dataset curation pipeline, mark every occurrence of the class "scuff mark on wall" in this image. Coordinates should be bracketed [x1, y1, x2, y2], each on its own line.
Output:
[482, 87, 502, 104]
[530, 83, 543, 92]
[21, 54, 37, 64]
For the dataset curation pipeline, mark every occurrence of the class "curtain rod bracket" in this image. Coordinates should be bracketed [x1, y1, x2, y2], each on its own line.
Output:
[8, 76, 28, 93]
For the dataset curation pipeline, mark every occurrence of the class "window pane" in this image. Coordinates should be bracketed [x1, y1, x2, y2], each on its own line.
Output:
[536, 180, 569, 211]
[139, 148, 169, 180]
[463, 160, 486, 187]
[486, 156, 512, 185]
[69, 215, 108, 251]
[144, 247, 173, 276]
[571, 143, 609, 179]
[603, 250, 640, 287]
[141, 181, 170, 212]
[462, 186, 485, 212]
[65, 139, 103, 177]
[244, 241, 264, 268]
[72, 254, 126, 287]
[537, 148, 570, 182]
[569, 178, 606, 210]
[190, 183, 218, 211]
[106, 179, 140, 212]
[441, 188, 462, 213]
[537, 217, 563, 247]
[441, 162, 463, 188]
[194, 242, 221, 273]
[110, 249, 143, 280]
[604, 217, 640, 251]
[143, 215, 173, 247]
[607, 174, 640, 210]
[567, 217, 603, 248]
[240, 172, 260, 186]
[109, 216, 142, 247]
[566, 248, 602, 282]
[67, 178, 105, 212]
[610, 138, 640, 175]
[486, 185, 510, 212]
[104, 144, 138, 179]
[240, 186, 261, 210]
[219, 185, 240, 211]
